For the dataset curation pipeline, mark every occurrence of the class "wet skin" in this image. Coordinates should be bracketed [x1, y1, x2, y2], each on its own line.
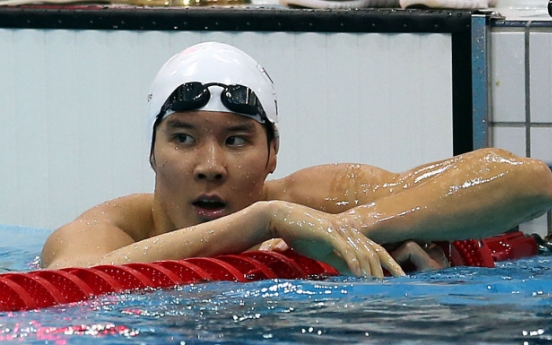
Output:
[150, 111, 276, 234]
[41, 111, 405, 277]
[40, 110, 552, 277]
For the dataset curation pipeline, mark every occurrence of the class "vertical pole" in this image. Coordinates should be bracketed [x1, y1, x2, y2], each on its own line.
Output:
[471, 14, 490, 150]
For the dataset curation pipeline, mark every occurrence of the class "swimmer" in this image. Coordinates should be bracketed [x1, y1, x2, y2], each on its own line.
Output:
[41, 42, 552, 277]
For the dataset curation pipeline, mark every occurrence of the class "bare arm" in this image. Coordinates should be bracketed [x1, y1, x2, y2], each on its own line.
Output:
[42, 198, 404, 277]
[43, 148, 550, 275]
[267, 148, 552, 243]
[41, 194, 156, 269]
[353, 149, 552, 243]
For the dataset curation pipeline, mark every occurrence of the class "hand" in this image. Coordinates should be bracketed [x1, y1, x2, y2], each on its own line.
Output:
[266, 201, 405, 278]
[390, 241, 450, 272]
[258, 238, 289, 252]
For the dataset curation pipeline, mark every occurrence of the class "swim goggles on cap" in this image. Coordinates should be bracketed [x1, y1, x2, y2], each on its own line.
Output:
[158, 82, 267, 123]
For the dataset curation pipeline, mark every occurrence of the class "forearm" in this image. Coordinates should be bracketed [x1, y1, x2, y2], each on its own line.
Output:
[95, 202, 274, 266]
[47, 199, 359, 269]
[70, 199, 404, 277]
[96, 200, 336, 266]
[349, 150, 552, 243]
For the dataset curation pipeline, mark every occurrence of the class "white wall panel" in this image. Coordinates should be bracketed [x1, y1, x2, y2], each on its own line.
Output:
[490, 24, 552, 237]
[490, 30, 525, 123]
[531, 128, 552, 164]
[0, 29, 18, 226]
[530, 32, 552, 123]
[0, 29, 453, 229]
[492, 126, 526, 157]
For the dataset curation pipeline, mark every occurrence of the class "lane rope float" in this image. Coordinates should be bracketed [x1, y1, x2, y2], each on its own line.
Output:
[0, 231, 538, 312]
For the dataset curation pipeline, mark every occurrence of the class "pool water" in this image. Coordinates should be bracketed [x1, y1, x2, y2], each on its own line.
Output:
[0, 225, 551, 344]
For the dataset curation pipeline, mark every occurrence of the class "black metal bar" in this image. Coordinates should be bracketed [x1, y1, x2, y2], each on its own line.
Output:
[451, 30, 473, 155]
[0, 6, 472, 33]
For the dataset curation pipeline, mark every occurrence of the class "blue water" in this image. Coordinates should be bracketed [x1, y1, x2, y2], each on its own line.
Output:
[0, 225, 551, 344]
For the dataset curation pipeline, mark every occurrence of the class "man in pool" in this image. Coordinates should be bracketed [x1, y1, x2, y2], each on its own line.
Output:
[41, 42, 552, 277]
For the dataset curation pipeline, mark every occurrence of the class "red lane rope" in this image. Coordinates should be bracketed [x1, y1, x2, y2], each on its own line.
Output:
[0, 249, 339, 312]
[0, 231, 538, 312]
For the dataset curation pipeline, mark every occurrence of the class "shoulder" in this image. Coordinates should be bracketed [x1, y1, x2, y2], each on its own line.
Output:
[41, 193, 155, 268]
[79, 193, 155, 240]
[56, 193, 155, 244]
[264, 163, 397, 213]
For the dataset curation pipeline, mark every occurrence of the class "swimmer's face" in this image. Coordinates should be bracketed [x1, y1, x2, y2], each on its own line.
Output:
[151, 111, 277, 230]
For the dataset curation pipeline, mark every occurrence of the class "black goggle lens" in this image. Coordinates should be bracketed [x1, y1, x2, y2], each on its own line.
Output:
[159, 82, 266, 122]
[170, 82, 211, 111]
[221, 85, 263, 117]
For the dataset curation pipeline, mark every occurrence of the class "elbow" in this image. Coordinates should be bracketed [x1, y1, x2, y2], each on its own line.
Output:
[538, 160, 552, 203]
[515, 155, 552, 206]
[482, 148, 552, 200]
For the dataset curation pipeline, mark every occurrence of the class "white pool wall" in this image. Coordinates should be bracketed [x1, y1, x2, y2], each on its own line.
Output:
[0, 30, 454, 230]
[490, 9, 552, 237]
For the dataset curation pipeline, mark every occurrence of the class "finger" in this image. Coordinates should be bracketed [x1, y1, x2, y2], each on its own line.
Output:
[330, 237, 363, 277]
[274, 240, 289, 252]
[341, 227, 391, 278]
[338, 229, 383, 278]
[368, 245, 385, 278]
[339, 226, 405, 278]
[391, 241, 415, 265]
[349, 236, 381, 278]
[408, 245, 444, 270]
[358, 236, 386, 278]
[258, 241, 271, 251]
[392, 242, 443, 271]
[259, 239, 279, 251]
[330, 227, 381, 278]
[424, 244, 450, 268]
[378, 249, 406, 277]
[368, 239, 405, 277]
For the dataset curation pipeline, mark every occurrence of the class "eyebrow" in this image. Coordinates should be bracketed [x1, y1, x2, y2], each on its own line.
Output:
[227, 122, 257, 133]
[164, 118, 195, 130]
[164, 116, 259, 133]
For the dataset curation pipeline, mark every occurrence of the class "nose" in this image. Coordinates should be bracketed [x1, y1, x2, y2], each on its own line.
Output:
[193, 141, 227, 182]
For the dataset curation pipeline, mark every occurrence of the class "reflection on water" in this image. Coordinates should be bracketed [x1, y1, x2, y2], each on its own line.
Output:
[0, 225, 551, 344]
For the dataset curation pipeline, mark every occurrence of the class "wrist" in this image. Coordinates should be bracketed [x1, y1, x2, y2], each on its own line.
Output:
[255, 200, 289, 239]
[247, 201, 278, 237]
[344, 204, 385, 242]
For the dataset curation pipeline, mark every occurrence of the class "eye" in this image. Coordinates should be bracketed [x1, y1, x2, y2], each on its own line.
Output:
[175, 133, 195, 144]
[226, 136, 246, 146]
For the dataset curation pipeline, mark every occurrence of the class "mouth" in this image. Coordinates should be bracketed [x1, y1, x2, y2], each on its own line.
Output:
[192, 196, 227, 219]
[193, 199, 226, 209]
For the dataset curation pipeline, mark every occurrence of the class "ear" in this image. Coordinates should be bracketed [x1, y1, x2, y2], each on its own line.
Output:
[149, 151, 157, 172]
[149, 128, 159, 172]
[266, 139, 277, 174]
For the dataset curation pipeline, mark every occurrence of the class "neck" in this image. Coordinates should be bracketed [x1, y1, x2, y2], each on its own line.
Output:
[151, 194, 177, 237]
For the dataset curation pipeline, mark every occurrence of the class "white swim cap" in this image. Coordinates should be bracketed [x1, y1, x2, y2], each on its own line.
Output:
[146, 42, 279, 152]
